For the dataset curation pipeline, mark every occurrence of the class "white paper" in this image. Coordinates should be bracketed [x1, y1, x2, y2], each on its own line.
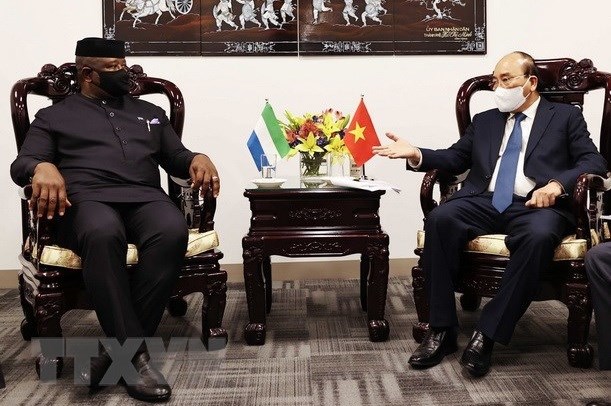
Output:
[323, 177, 401, 193]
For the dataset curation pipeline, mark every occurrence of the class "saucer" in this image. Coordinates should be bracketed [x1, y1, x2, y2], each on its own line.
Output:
[251, 178, 287, 189]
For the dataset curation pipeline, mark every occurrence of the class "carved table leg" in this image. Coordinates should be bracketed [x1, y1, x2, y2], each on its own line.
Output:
[263, 256, 272, 314]
[243, 238, 267, 345]
[565, 281, 593, 368]
[411, 262, 429, 343]
[202, 271, 228, 351]
[366, 235, 390, 342]
[360, 253, 370, 312]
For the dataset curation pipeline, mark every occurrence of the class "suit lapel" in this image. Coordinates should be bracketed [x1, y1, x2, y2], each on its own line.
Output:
[488, 110, 509, 171]
[525, 97, 555, 162]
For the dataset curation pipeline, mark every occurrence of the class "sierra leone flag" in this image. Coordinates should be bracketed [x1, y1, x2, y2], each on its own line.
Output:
[247, 103, 290, 171]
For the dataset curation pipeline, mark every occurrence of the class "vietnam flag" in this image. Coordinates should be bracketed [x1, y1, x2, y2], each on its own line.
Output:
[344, 98, 381, 166]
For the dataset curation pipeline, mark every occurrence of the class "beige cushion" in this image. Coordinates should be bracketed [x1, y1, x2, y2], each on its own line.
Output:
[37, 229, 219, 269]
[416, 229, 598, 261]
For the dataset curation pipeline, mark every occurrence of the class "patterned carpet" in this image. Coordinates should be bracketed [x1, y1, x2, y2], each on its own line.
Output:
[0, 277, 609, 405]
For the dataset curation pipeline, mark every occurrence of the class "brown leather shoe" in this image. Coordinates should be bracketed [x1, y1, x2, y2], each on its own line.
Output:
[460, 330, 494, 377]
[123, 351, 171, 402]
[409, 328, 458, 369]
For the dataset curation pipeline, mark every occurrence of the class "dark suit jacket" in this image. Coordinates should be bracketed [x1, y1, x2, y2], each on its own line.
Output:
[10, 94, 197, 204]
[416, 97, 607, 208]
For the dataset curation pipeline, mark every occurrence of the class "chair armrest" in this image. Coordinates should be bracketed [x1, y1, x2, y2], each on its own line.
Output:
[16, 184, 55, 262]
[572, 173, 611, 244]
[584, 173, 611, 192]
[170, 176, 217, 232]
[420, 169, 468, 218]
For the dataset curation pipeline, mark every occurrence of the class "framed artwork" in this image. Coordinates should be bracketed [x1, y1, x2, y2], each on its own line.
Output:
[394, 0, 486, 55]
[200, 0, 298, 55]
[297, 0, 394, 55]
[103, 0, 202, 55]
[103, 0, 485, 55]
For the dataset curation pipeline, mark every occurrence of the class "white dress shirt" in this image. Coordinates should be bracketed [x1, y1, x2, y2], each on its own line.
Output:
[487, 96, 540, 196]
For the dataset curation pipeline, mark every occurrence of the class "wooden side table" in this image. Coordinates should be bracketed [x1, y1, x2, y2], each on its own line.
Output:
[242, 186, 390, 345]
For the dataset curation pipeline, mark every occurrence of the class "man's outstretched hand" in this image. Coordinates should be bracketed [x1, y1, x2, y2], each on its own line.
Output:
[30, 162, 71, 219]
[189, 154, 220, 198]
[372, 132, 421, 163]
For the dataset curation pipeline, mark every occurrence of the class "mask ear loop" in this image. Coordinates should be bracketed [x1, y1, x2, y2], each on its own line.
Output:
[522, 76, 534, 99]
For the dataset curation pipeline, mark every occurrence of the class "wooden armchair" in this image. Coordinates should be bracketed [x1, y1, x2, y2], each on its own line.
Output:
[411, 58, 611, 368]
[11, 63, 228, 378]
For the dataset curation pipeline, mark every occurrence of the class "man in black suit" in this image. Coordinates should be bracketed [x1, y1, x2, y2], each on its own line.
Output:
[10, 37, 220, 401]
[373, 51, 607, 377]
[584, 243, 611, 371]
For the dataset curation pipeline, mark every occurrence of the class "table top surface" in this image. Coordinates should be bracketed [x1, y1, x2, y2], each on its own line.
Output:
[245, 177, 387, 196]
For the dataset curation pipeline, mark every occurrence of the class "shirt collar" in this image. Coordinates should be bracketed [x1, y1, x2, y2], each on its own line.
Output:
[511, 95, 540, 121]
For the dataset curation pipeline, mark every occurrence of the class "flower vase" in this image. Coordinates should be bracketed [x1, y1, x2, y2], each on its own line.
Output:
[299, 152, 329, 187]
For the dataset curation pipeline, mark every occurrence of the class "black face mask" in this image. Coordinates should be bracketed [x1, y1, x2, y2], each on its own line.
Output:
[95, 69, 131, 97]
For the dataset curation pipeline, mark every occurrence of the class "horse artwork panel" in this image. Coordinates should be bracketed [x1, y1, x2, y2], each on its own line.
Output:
[117, 0, 181, 28]
[102, 0, 486, 55]
[199, 0, 298, 55]
[103, 0, 201, 55]
[297, 0, 395, 55]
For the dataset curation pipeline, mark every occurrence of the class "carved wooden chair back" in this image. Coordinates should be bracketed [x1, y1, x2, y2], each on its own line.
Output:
[456, 58, 611, 167]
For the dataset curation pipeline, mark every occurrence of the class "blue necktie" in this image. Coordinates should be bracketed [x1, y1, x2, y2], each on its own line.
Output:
[492, 112, 527, 213]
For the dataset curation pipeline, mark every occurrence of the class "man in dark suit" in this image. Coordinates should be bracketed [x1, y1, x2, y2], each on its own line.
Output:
[584, 243, 611, 371]
[373, 51, 607, 377]
[10, 37, 220, 401]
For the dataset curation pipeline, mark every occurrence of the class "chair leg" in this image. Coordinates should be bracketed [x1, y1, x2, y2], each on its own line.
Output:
[565, 281, 594, 368]
[18, 274, 36, 341]
[168, 296, 188, 317]
[460, 293, 482, 312]
[202, 271, 228, 351]
[411, 263, 430, 343]
[34, 293, 65, 379]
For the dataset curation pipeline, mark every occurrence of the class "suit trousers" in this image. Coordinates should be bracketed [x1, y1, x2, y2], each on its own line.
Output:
[57, 200, 189, 342]
[422, 193, 570, 345]
[584, 243, 611, 370]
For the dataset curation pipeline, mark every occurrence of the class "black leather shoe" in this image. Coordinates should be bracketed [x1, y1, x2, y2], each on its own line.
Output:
[78, 347, 113, 388]
[409, 328, 458, 369]
[123, 351, 172, 402]
[460, 331, 494, 377]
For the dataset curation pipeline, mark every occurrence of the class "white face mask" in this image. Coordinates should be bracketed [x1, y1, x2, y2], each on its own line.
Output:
[493, 77, 532, 112]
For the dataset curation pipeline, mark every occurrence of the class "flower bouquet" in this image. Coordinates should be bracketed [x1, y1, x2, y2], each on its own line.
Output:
[280, 108, 351, 185]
